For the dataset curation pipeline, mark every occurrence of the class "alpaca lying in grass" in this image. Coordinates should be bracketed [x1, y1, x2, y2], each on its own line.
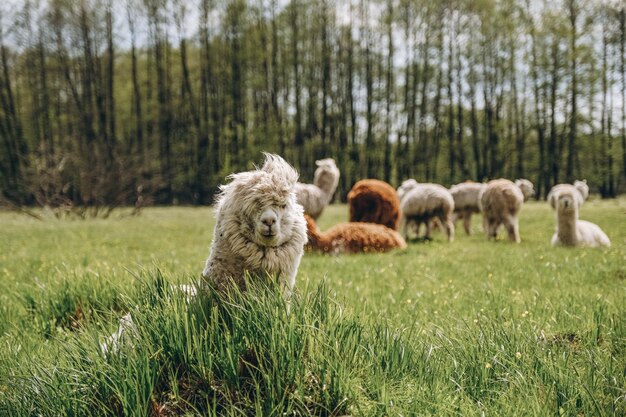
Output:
[295, 158, 340, 219]
[202, 153, 308, 296]
[551, 187, 610, 248]
[547, 180, 589, 210]
[347, 179, 401, 230]
[304, 215, 406, 254]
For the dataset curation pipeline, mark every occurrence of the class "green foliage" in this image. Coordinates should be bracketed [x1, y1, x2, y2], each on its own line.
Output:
[1, 1, 625, 206]
[0, 202, 624, 416]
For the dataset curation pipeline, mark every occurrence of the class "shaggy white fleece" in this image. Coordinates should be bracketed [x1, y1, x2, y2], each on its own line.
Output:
[295, 158, 340, 219]
[551, 188, 610, 248]
[202, 153, 308, 298]
[547, 180, 588, 210]
[397, 179, 455, 242]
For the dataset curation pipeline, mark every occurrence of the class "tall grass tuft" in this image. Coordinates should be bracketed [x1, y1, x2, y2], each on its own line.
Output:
[0, 272, 424, 416]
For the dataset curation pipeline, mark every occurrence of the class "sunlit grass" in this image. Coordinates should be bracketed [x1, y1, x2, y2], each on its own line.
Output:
[0, 200, 624, 416]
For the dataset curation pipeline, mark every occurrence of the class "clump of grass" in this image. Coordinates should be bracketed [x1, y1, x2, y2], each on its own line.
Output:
[18, 272, 126, 338]
[0, 272, 424, 416]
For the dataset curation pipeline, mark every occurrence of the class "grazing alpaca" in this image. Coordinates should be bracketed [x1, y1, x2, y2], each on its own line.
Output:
[295, 158, 340, 219]
[479, 179, 524, 243]
[397, 179, 455, 242]
[551, 187, 610, 248]
[449, 181, 486, 235]
[347, 179, 401, 230]
[515, 179, 535, 202]
[547, 180, 589, 210]
[304, 215, 406, 254]
[202, 153, 308, 297]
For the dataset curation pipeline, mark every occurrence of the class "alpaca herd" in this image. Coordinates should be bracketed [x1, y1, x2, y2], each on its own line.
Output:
[293, 156, 608, 249]
[197, 153, 609, 302]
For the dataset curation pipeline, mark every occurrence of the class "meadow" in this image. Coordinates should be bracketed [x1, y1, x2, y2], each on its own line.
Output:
[0, 200, 624, 416]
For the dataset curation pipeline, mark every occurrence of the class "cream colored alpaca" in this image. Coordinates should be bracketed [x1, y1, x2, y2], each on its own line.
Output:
[514, 179, 535, 202]
[202, 153, 308, 297]
[449, 181, 486, 235]
[294, 158, 340, 219]
[547, 180, 589, 210]
[551, 188, 610, 248]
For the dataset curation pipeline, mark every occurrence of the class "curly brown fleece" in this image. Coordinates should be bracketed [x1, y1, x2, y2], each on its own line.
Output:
[304, 215, 406, 254]
[347, 179, 401, 230]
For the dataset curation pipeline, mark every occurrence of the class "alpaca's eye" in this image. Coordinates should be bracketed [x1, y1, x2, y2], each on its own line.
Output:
[278, 203, 287, 210]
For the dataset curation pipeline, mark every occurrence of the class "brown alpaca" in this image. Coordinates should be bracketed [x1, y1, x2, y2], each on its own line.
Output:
[347, 179, 401, 230]
[304, 215, 407, 254]
[479, 179, 524, 243]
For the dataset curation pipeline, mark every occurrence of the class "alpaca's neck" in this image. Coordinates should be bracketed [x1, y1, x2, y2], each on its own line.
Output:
[314, 176, 338, 200]
[557, 209, 579, 245]
[307, 223, 331, 251]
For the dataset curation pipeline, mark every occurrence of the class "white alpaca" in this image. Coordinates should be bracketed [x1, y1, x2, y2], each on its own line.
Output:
[103, 154, 308, 355]
[479, 179, 524, 243]
[547, 180, 589, 210]
[514, 179, 535, 202]
[551, 188, 610, 248]
[202, 153, 308, 298]
[294, 158, 340, 219]
[397, 179, 455, 242]
[449, 181, 486, 235]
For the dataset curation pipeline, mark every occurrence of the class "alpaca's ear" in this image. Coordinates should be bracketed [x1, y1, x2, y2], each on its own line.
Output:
[315, 158, 335, 167]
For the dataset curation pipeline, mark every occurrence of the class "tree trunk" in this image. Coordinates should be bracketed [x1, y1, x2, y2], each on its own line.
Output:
[566, 0, 578, 181]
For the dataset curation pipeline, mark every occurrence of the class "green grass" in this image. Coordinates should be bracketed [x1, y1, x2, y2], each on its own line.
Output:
[0, 200, 624, 416]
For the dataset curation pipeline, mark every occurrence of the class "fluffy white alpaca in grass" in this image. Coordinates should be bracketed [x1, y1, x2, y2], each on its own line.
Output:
[547, 180, 589, 210]
[551, 187, 610, 248]
[202, 153, 308, 298]
[103, 154, 308, 355]
[294, 158, 340, 219]
[397, 179, 455, 242]
[449, 181, 486, 235]
[479, 179, 525, 243]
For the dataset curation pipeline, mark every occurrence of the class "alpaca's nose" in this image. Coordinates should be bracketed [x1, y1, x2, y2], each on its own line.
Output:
[261, 211, 277, 227]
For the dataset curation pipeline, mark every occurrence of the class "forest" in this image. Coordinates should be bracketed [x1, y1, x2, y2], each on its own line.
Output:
[0, 0, 624, 209]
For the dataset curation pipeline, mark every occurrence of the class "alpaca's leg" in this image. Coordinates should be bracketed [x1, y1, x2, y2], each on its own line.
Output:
[504, 216, 521, 243]
[494, 222, 502, 239]
[463, 212, 472, 235]
[483, 216, 490, 239]
[443, 215, 455, 242]
[487, 219, 499, 240]
[401, 216, 409, 240]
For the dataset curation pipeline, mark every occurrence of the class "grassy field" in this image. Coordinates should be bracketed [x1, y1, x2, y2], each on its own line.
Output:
[0, 200, 624, 416]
